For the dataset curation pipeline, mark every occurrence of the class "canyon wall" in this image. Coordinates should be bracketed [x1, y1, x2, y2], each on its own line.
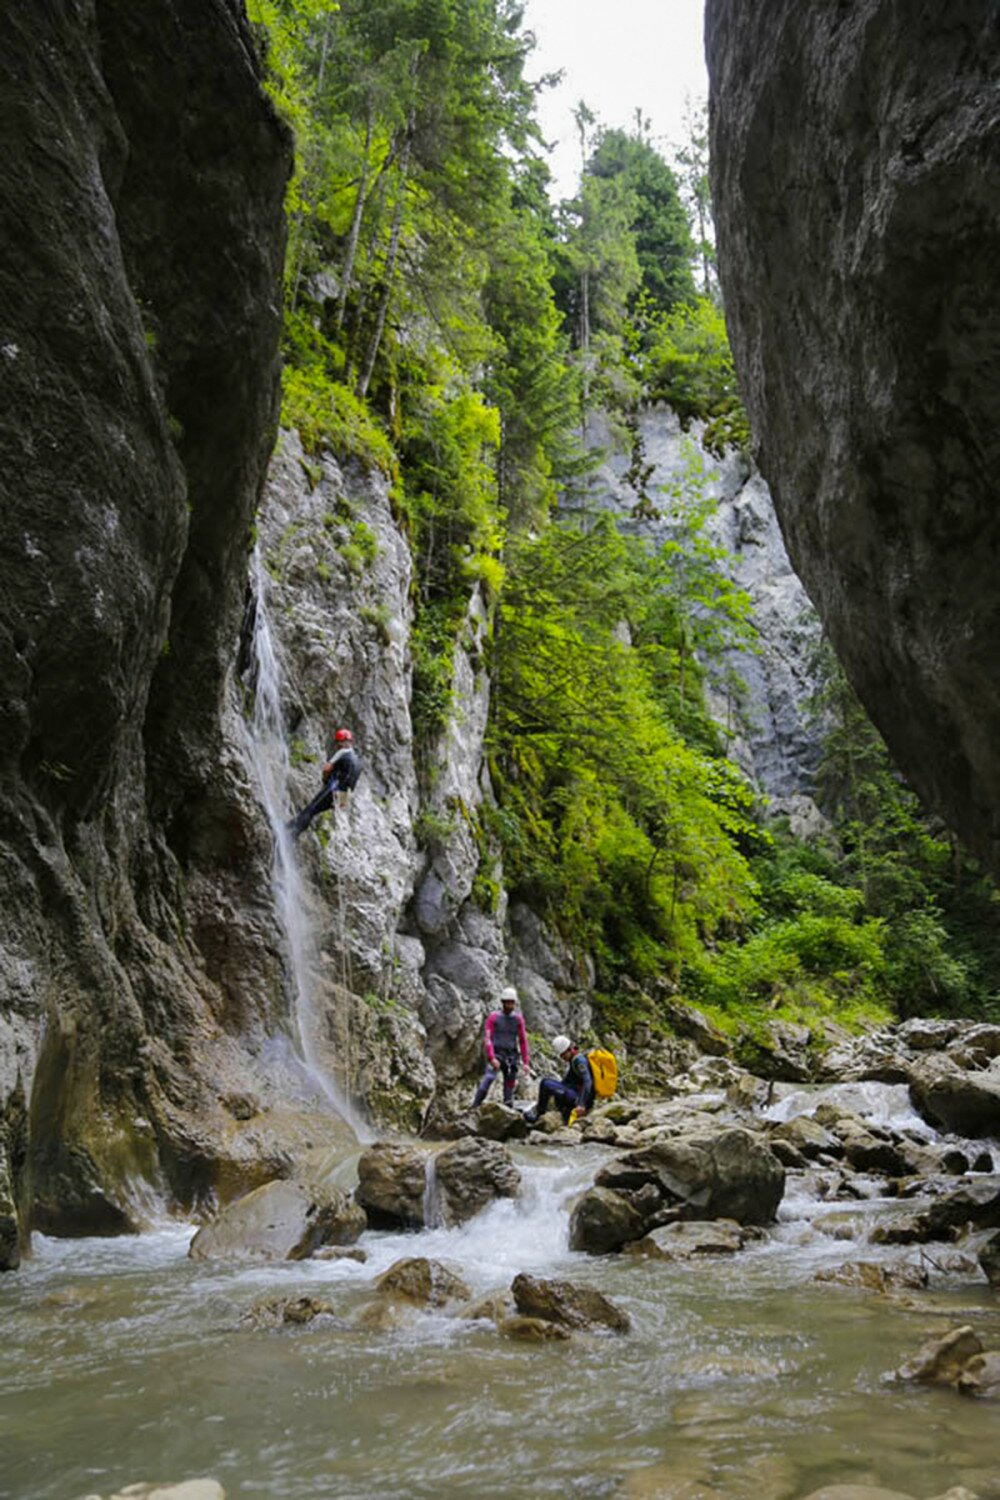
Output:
[707, 0, 1000, 871]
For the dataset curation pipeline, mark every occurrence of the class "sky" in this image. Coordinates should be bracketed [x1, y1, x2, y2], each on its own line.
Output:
[522, 0, 708, 200]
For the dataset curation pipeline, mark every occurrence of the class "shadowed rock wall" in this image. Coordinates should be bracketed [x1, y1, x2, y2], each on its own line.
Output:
[0, 0, 291, 1258]
[706, 0, 1000, 870]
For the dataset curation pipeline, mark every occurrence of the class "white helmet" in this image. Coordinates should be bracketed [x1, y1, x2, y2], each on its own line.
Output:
[500, 985, 518, 1003]
[551, 1034, 572, 1056]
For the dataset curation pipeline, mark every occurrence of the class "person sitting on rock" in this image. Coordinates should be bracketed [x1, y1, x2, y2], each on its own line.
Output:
[287, 728, 362, 838]
[523, 1035, 594, 1125]
[472, 985, 530, 1108]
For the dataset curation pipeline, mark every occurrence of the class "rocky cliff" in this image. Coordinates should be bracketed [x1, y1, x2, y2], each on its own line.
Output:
[248, 431, 597, 1135]
[575, 408, 825, 813]
[0, 0, 293, 1262]
[706, 0, 1000, 872]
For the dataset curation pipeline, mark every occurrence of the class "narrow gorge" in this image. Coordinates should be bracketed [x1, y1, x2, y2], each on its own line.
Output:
[2, 3, 1000, 1498]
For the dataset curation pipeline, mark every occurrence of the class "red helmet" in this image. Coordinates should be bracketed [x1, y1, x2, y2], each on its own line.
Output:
[333, 728, 353, 743]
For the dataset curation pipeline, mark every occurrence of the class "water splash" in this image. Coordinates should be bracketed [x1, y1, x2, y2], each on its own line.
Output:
[242, 545, 363, 1135]
[764, 1080, 936, 1139]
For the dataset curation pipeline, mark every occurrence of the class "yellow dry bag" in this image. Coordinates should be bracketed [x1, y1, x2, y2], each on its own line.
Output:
[587, 1047, 618, 1099]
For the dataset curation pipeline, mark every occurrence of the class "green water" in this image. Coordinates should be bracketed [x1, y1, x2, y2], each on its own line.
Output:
[2, 1145, 1000, 1500]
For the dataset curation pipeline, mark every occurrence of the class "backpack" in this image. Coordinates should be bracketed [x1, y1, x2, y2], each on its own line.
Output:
[587, 1047, 618, 1099]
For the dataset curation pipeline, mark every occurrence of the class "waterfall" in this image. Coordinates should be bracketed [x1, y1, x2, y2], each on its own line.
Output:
[242, 545, 363, 1134]
[422, 1153, 442, 1230]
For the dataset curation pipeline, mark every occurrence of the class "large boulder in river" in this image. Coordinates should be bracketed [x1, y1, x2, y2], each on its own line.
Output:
[374, 1256, 470, 1307]
[707, 1, 1000, 873]
[432, 1137, 521, 1226]
[909, 1062, 1000, 1138]
[188, 1177, 364, 1262]
[897, 1325, 984, 1387]
[569, 1186, 648, 1255]
[475, 1101, 529, 1142]
[604, 1127, 786, 1226]
[511, 1272, 630, 1333]
[354, 1142, 427, 1229]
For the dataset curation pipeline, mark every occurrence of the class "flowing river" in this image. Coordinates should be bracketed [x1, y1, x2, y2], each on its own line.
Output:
[3, 1085, 1000, 1500]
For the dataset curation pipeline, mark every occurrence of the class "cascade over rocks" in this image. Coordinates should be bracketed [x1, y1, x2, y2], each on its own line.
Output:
[431, 1136, 521, 1226]
[908, 1060, 1000, 1139]
[707, 0, 1000, 872]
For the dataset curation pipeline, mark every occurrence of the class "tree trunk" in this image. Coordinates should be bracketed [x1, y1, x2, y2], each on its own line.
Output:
[355, 119, 412, 400]
[336, 96, 374, 332]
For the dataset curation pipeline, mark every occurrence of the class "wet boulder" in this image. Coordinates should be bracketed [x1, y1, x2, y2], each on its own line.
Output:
[475, 1101, 529, 1143]
[462, 1289, 515, 1325]
[243, 1294, 338, 1329]
[909, 1062, 1000, 1138]
[897, 1325, 983, 1386]
[354, 1141, 427, 1229]
[623, 1220, 747, 1261]
[797, 1489, 916, 1500]
[874, 1178, 1000, 1246]
[769, 1115, 843, 1161]
[742, 1019, 813, 1081]
[568, 1185, 648, 1255]
[958, 1351, 1000, 1400]
[374, 1256, 469, 1307]
[898, 1019, 964, 1053]
[432, 1137, 520, 1226]
[498, 1315, 572, 1342]
[839, 1127, 909, 1179]
[814, 1261, 928, 1292]
[511, 1272, 630, 1333]
[88, 1484, 227, 1500]
[188, 1178, 365, 1262]
[606, 1127, 786, 1226]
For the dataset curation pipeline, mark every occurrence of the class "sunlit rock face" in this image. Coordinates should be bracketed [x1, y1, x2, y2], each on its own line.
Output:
[706, 0, 1000, 871]
[0, 0, 291, 1245]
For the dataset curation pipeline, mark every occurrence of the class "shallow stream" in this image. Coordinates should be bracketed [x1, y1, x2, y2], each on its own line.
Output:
[3, 1085, 1000, 1500]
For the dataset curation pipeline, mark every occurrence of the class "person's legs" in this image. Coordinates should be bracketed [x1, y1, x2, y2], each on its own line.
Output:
[499, 1057, 518, 1106]
[289, 784, 334, 836]
[525, 1077, 576, 1123]
[472, 1066, 498, 1108]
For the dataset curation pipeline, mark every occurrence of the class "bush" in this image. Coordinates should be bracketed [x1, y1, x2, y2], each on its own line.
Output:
[644, 298, 750, 456]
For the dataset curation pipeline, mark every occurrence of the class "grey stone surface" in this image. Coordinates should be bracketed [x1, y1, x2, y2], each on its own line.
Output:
[571, 408, 826, 804]
[0, 0, 292, 1247]
[708, 0, 1000, 871]
[188, 1177, 365, 1262]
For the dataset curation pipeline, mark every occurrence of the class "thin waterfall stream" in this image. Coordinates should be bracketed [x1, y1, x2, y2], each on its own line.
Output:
[241, 545, 362, 1133]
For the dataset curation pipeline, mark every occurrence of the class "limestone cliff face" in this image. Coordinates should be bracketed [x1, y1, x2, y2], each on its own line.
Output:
[706, 0, 1000, 871]
[0, 1, 292, 1260]
[575, 409, 825, 809]
[251, 433, 596, 1128]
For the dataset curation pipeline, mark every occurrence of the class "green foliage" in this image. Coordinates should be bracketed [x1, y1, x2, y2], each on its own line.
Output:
[644, 298, 750, 456]
[587, 126, 696, 317]
[491, 492, 760, 976]
[282, 357, 396, 474]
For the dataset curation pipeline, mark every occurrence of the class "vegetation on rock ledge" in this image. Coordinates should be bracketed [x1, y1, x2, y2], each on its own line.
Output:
[249, 0, 1000, 1038]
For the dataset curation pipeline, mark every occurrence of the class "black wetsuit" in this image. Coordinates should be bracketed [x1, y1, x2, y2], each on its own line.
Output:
[289, 746, 362, 836]
[530, 1051, 594, 1122]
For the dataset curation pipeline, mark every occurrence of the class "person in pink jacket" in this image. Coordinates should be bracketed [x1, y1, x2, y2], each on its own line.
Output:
[472, 986, 530, 1107]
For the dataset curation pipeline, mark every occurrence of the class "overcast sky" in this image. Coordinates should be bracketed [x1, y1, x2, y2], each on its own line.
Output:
[522, 0, 708, 199]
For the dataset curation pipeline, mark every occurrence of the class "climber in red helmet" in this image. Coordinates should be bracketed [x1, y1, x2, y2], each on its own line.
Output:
[287, 727, 363, 837]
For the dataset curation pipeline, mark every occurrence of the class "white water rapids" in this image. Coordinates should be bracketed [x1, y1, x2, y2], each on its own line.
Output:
[4, 1084, 1000, 1499]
